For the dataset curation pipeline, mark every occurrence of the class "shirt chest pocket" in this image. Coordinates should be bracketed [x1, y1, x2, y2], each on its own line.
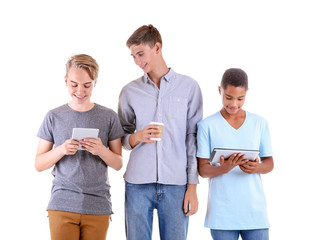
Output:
[167, 96, 188, 120]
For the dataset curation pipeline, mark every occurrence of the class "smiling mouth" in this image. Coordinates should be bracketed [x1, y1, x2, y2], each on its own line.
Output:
[75, 95, 85, 100]
[141, 63, 147, 69]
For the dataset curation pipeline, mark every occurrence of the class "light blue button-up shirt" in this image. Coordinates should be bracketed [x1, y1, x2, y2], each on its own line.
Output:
[118, 69, 203, 185]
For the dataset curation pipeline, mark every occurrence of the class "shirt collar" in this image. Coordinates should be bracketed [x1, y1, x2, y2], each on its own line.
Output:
[143, 68, 175, 84]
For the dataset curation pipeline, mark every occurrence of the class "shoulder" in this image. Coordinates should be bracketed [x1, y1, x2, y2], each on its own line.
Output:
[120, 76, 144, 93]
[94, 104, 118, 117]
[247, 111, 269, 125]
[173, 70, 199, 86]
[44, 104, 69, 118]
[198, 112, 220, 128]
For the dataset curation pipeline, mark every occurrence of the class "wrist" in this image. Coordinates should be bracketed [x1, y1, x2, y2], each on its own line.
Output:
[187, 184, 197, 192]
[58, 144, 67, 156]
[219, 164, 232, 174]
[129, 132, 140, 148]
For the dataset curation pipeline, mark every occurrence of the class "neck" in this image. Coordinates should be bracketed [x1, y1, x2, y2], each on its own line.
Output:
[147, 59, 169, 88]
[68, 101, 95, 112]
[220, 108, 245, 119]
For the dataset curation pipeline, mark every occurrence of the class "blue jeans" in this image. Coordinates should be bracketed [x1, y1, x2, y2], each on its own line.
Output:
[211, 229, 269, 240]
[125, 182, 189, 240]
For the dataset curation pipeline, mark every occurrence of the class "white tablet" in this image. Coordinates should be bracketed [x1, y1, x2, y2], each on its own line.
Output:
[72, 128, 99, 150]
[210, 148, 260, 163]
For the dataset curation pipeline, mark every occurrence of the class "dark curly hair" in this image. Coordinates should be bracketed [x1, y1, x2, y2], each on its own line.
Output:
[221, 68, 248, 90]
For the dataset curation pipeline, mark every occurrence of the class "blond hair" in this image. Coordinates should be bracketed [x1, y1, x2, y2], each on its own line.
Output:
[65, 54, 99, 80]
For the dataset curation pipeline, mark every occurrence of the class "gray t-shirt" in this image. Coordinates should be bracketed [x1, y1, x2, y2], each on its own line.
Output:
[37, 104, 124, 215]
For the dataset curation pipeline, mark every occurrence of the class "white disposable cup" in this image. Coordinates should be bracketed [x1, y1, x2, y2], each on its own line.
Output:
[149, 122, 164, 141]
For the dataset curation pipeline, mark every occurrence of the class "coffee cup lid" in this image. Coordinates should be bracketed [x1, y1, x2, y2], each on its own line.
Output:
[149, 121, 164, 126]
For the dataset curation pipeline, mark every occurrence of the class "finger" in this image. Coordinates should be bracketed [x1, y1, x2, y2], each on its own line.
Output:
[219, 155, 225, 164]
[183, 199, 189, 214]
[69, 139, 80, 144]
[228, 153, 237, 162]
[148, 125, 160, 130]
[236, 154, 246, 164]
[81, 139, 96, 148]
[186, 204, 196, 216]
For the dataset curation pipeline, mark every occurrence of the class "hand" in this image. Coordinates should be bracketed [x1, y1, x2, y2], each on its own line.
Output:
[61, 139, 79, 155]
[220, 153, 248, 173]
[183, 184, 198, 216]
[239, 158, 260, 174]
[80, 137, 104, 155]
[130, 124, 161, 146]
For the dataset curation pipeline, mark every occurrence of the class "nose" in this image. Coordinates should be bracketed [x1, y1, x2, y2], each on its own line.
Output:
[134, 57, 141, 66]
[230, 99, 238, 107]
[76, 84, 84, 94]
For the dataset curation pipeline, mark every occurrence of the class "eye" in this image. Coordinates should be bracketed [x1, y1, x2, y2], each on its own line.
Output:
[84, 84, 92, 88]
[71, 83, 78, 88]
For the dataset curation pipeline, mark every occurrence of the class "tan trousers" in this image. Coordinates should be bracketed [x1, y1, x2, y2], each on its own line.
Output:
[48, 210, 110, 240]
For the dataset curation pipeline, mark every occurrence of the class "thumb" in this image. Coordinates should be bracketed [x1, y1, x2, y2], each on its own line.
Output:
[219, 155, 225, 165]
[183, 198, 189, 214]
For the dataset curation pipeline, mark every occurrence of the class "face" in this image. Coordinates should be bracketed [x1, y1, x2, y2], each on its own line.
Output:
[219, 85, 247, 115]
[130, 43, 160, 73]
[65, 67, 96, 107]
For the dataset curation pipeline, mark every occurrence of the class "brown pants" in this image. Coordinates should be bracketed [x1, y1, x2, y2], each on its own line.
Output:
[48, 210, 110, 240]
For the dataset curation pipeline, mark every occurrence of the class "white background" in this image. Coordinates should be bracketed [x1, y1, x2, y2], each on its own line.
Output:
[1, 0, 311, 239]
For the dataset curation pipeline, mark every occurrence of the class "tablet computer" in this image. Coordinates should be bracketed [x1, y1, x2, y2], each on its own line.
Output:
[210, 148, 260, 163]
[72, 128, 99, 150]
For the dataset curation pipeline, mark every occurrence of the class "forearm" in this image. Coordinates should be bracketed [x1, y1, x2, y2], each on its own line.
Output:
[35, 145, 64, 172]
[256, 157, 274, 174]
[98, 145, 123, 171]
[185, 132, 199, 183]
[198, 158, 229, 178]
[129, 132, 140, 148]
[199, 165, 228, 178]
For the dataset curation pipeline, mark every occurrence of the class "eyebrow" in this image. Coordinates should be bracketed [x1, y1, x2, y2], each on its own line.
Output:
[70, 80, 93, 85]
[131, 50, 144, 57]
[225, 93, 245, 98]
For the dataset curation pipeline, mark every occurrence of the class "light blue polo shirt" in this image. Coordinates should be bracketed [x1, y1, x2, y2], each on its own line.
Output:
[197, 111, 273, 230]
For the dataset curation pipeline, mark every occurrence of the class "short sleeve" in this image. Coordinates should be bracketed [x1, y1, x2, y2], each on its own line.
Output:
[108, 112, 125, 141]
[259, 119, 273, 157]
[196, 121, 211, 159]
[37, 111, 54, 143]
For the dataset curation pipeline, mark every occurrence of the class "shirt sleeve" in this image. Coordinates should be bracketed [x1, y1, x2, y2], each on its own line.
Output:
[108, 111, 125, 141]
[185, 80, 203, 184]
[118, 86, 136, 150]
[37, 111, 54, 143]
[259, 119, 273, 157]
[196, 121, 211, 159]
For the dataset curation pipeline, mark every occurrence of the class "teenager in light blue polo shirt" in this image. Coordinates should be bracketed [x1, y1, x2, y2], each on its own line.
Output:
[197, 68, 274, 240]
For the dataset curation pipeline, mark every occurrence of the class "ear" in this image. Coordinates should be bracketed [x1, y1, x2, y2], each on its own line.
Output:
[218, 86, 222, 95]
[93, 79, 97, 87]
[154, 42, 162, 54]
[65, 75, 68, 85]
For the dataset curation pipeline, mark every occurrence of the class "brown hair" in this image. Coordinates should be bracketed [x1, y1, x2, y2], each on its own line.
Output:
[65, 54, 99, 80]
[126, 24, 162, 48]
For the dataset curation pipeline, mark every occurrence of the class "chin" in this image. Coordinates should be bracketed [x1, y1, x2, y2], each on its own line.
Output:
[226, 108, 239, 115]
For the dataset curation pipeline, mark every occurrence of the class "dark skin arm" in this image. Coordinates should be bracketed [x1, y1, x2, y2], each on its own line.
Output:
[239, 156, 274, 174]
[198, 154, 274, 178]
[198, 153, 247, 178]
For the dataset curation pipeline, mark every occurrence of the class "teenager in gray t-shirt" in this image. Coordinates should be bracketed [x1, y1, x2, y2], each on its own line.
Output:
[37, 103, 124, 214]
[35, 54, 124, 240]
